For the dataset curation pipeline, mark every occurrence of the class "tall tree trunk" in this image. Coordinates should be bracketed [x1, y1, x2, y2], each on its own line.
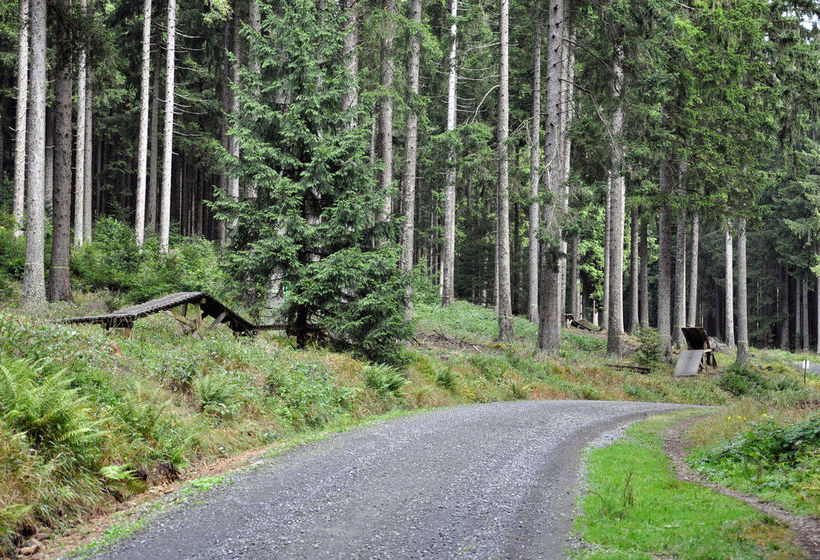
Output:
[44, 107, 53, 214]
[527, 0, 541, 322]
[537, 0, 564, 355]
[606, 43, 625, 359]
[160, 0, 176, 252]
[496, 0, 513, 342]
[724, 223, 735, 349]
[378, 0, 396, 223]
[816, 271, 819, 355]
[135, 0, 152, 246]
[639, 210, 649, 328]
[147, 54, 160, 233]
[227, 10, 240, 239]
[246, 0, 261, 201]
[802, 273, 810, 354]
[217, 19, 230, 247]
[779, 265, 790, 350]
[400, 0, 422, 285]
[22, 0, 46, 307]
[687, 210, 699, 326]
[735, 217, 749, 364]
[48, 10, 73, 303]
[12, 0, 29, 238]
[602, 174, 611, 329]
[83, 72, 93, 242]
[795, 274, 801, 351]
[570, 235, 579, 318]
[673, 208, 687, 345]
[629, 206, 639, 334]
[73, 1, 87, 248]
[558, 8, 574, 317]
[340, 0, 359, 123]
[657, 160, 673, 359]
[441, 0, 458, 307]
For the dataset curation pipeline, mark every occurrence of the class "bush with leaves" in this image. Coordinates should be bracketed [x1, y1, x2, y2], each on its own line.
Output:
[0, 213, 25, 298]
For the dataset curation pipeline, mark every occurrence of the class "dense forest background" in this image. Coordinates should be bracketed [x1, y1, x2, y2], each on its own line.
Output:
[2, 0, 820, 363]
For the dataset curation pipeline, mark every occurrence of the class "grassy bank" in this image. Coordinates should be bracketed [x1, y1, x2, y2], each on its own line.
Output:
[0, 295, 818, 555]
[573, 412, 807, 560]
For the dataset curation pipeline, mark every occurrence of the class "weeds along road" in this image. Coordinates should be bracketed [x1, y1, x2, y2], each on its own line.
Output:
[86, 400, 693, 560]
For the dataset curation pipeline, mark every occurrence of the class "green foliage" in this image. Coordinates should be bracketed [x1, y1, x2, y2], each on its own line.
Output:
[718, 365, 768, 396]
[71, 218, 231, 307]
[0, 214, 24, 298]
[692, 415, 820, 515]
[193, 372, 244, 419]
[363, 364, 407, 396]
[634, 328, 661, 367]
[265, 363, 353, 430]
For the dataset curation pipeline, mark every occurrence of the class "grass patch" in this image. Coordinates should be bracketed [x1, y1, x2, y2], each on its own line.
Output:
[573, 411, 806, 559]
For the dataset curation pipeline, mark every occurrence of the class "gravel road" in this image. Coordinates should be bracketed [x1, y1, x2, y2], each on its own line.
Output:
[85, 400, 692, 560]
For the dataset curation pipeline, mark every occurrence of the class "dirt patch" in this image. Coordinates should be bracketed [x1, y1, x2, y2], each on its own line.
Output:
[26, 446, 272, 560]
[664, 416, 820, 559]
[413, 330, 483, 353]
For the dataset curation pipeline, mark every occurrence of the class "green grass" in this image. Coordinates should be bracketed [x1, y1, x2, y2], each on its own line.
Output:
[573, 411, 806, 560]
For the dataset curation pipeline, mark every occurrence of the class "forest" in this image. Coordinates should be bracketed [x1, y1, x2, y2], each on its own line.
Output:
[2, 0, 820, 362]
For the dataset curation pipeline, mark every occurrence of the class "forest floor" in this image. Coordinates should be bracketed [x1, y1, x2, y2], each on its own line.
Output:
[1, 294, 818, 558]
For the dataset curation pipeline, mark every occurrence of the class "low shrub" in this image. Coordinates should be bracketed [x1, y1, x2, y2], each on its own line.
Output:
[718, 365, 768, 396]
[363, 364, 407, 396]
[634, 328, 661, 366]
[193, 372, 244, 418]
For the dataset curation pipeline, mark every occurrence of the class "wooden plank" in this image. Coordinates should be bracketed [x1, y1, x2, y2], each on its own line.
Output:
[675, 350, 704, 377]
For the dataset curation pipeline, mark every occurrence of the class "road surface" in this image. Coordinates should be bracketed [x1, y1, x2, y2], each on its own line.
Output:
[85, 400, 692, 560]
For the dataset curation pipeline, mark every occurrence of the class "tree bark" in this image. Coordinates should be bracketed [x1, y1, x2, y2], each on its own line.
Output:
[527, 0, 541, 322]
[779, 265, 790, 350]
[227, 9, 240, 239]
[724, 223, 735, 349]
[602, 174, 611, 329]
[22, 0, 46, 307]
[442, 0, 458, 307]
[687, 210, 699, 326]
[816, 272, 819, 355]
[378, 0, 396, 223]
[570, 235, 579, 318]
[400, 0, 422, 284]
[160, 0, 176, 252]
[802, 273, 810, 354]
[83, 71, 93, 242]
[12, 0, 29, 238]
[73, 0, 87, 248]
[735, 217, 749, 365]
[639, 210, 649, 329]
[673, 208, 687, 345]
[48, 6, 73, 303]
[606, 43, 625, 359]
[44, 107, 53, 214]
[340, 0, 359, 124]
[496, 0, 513, 342]
[135, 0, 152, 247]
[147, 53, 161, 233]
[537, 0, 564, 355]
[629, 206, 639, 334]
[795, 274, 801, 351]
[657, 160, 673, 359]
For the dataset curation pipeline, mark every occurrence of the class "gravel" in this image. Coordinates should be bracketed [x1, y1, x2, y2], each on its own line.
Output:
[83, 400, 692, 560]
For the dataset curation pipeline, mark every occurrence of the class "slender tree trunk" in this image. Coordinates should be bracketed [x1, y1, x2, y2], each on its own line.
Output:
[400, 0, 422, 285]
[537, 0, 564, 355]
[558, 8, 574, 318]
[73, 1, 87, 248]
[629, 206, 639, 334]
[606, 43, 625, 359]
[217, 20, 230, 247]
[657, 160, 673, 359]
[83, 72, 93, 242]
[735, 217, 749, 364]
[442, 0, 458, 307]
[12, 0, 29, 238]
[602, 175, 611, 329]
[639, 210, 649, 328]
[803, 273, 810, 354]
[378, 0, 396, 223]
[160, 0, 176, 252]
[227, 10, 240, 239]
[44, 107, 53, 214]
[147, 54, 160, 233]
[725, 223, 735, 349]
[779, 265, 790, 350]
[527, 0, 541, 323]
[340, 0, 359, 124]
[816, 271, 819, 355]
[246, 0, 261, 201]
[48, 10, 73, 303]
[795, 274, 801, 351]
[135, 0, 152, 246]
[496, 0, 513, 342]
[688, 210, 699, 326]
[673, 208, 687, 345]
[570, 235, 579, 318]
[22, 0, 46, 307]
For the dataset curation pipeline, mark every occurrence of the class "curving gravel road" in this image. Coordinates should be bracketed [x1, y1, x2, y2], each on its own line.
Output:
[85, 400, 692, 560]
